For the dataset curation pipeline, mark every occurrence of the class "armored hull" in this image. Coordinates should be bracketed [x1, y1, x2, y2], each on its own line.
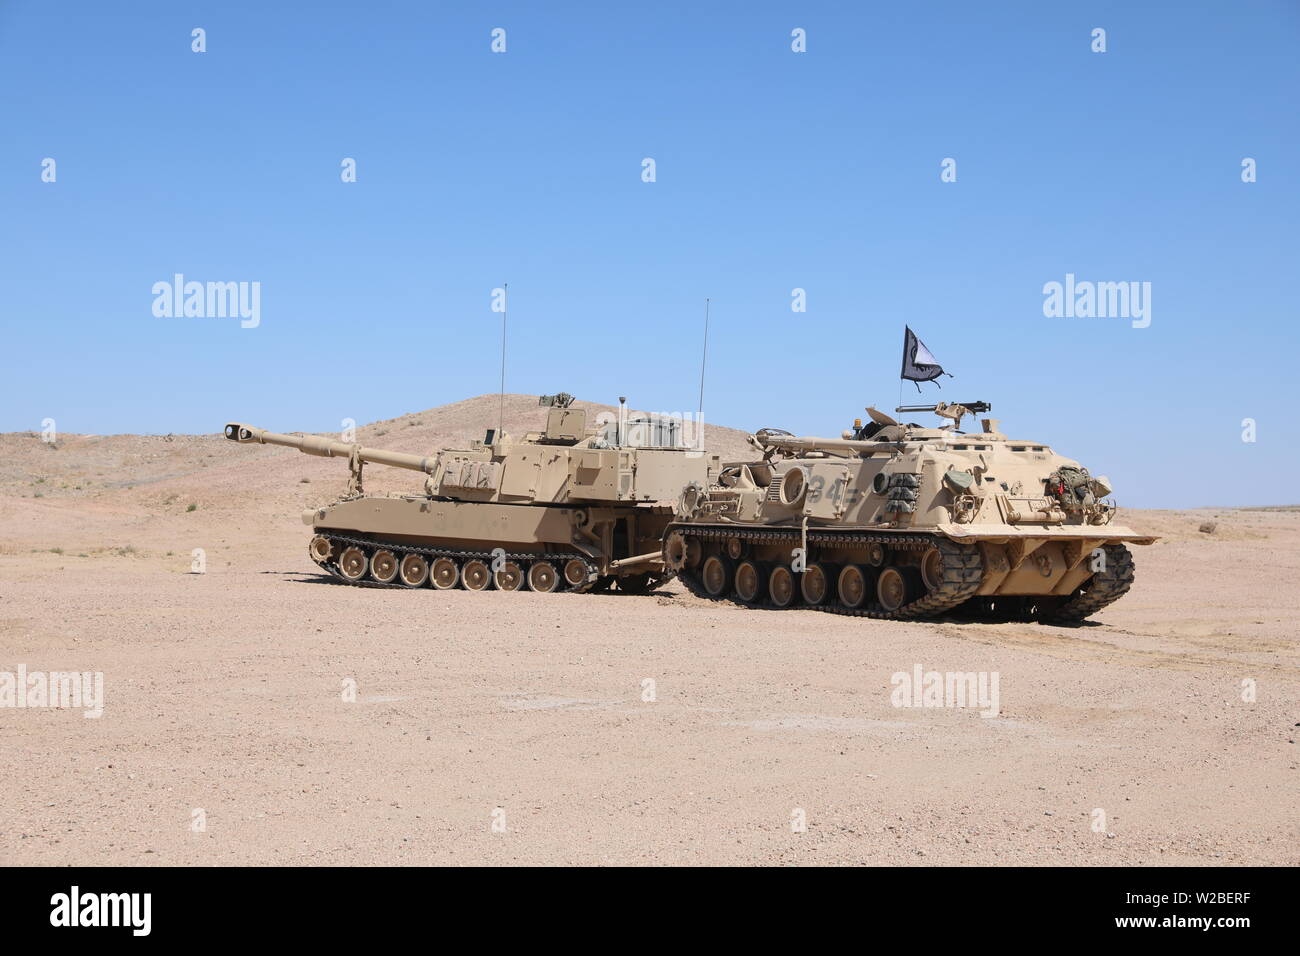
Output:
[662, 403, 1156, 622]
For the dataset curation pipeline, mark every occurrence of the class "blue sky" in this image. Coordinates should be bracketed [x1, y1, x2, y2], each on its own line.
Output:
[2, 1, 1297, 507]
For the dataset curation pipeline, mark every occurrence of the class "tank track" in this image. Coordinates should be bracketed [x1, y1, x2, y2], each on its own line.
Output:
[673, 526, 984, 621]
[309, 531, 667, 594]
[312, 531, 595, 592]
[1037, 543, 1135, 623]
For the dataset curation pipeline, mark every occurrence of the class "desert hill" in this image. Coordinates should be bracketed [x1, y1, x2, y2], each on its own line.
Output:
[0, 394, 756, 511]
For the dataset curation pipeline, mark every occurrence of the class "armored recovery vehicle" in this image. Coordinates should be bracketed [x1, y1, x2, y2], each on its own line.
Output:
[663, 401, 1156, 622]
[225, 394, 717, 594]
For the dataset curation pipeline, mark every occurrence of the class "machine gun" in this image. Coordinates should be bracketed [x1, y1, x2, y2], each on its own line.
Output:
[894, 401, 991, 433]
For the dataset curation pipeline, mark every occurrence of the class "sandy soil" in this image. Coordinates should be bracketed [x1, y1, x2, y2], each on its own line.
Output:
[1, 397, 1296, 865]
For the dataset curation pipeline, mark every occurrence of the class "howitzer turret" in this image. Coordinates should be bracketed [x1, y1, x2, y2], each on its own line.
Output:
[226, 395, 719, 594]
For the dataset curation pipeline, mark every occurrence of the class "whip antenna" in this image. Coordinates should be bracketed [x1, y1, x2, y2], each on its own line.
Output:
[697, 297, 710, 440]
[498, 282, 507, 441]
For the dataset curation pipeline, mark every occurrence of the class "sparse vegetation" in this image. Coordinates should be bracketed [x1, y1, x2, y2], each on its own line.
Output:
[300, 478, 310, 484]
[186, 503, 198, 512]
[50, 547, 63, 555]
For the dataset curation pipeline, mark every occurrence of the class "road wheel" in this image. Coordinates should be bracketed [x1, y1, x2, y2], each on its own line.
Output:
[700, 555, 733, 597]
[398, 553, 429, 588]
[461, 558, 491, 591]
[837, 564, 871, 609]
[430, 557, 459, 589]
[494, 560, 524, 591]
[338, 546, 368, 583]
[769, 565, 798, 608]
[369, 550, 398, 584]
[564, 558, 592, 588]
[528, 560, 560, 593]
[920, 546, 945, 592]
[801, 562, 833, 605]
[877, 565, 914, 612]
[734, 559, 766, 603]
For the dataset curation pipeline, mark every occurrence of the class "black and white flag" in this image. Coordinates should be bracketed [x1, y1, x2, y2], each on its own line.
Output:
[900, 326, 951, 390]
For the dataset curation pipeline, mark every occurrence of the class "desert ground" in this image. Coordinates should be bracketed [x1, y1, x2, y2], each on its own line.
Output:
[1, 395, 1296, 866]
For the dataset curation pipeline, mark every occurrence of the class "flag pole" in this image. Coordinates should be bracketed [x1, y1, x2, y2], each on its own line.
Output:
[898, 326, 905, 411]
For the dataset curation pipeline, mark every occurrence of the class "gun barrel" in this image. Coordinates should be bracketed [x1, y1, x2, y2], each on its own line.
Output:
[224, 423, 437, 474]
[760, 435, 900, 455]
[895, 401, 991, 414]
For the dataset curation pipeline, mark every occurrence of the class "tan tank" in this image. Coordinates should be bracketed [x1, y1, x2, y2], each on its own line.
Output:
[662, 400, 1157, 622]
[225, 393, 717, 594]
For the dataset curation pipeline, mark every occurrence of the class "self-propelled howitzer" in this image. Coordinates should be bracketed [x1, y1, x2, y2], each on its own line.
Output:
[225, 394, 718, 593]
